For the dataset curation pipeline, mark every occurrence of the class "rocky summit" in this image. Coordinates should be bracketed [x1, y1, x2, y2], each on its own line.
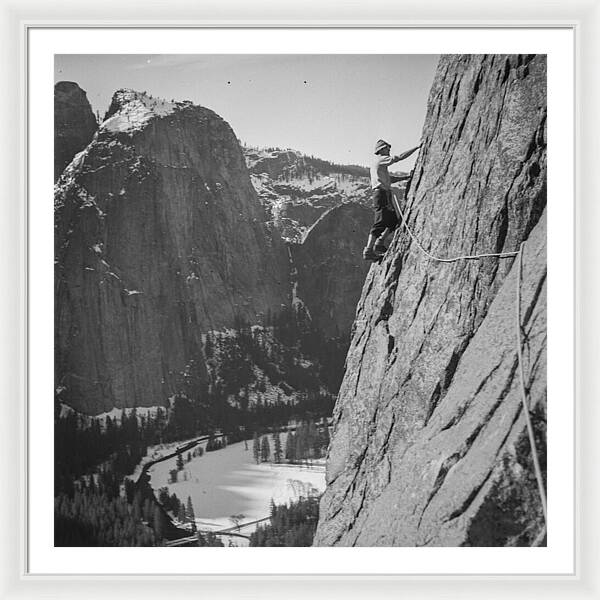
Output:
[314, 55, 547, 547]
[54, 81, 98, 181]
[55, 88, 290, 413]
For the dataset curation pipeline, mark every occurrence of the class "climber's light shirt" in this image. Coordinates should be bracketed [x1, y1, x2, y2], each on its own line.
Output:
[370, 154, 402, 190]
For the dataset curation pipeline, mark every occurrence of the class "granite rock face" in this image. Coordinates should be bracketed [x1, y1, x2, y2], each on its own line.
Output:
[55, 90, 290, 414]
[314, 54, 547, 547]
[291, 203, 372, 339]
[54, 82, 98, 181]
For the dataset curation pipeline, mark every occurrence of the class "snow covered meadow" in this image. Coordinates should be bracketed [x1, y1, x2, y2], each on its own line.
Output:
[147, 434, 325, 539]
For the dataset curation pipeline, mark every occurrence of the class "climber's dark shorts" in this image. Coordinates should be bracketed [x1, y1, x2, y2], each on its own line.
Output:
[369, 188, 398, 237]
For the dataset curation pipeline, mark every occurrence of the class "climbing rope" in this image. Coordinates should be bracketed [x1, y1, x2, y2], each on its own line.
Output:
[515, 241, 548, 527]
[390, 191, 519, 262]
[389, 189, 547, 538]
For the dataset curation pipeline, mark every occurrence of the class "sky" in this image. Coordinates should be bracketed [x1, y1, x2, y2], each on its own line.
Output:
[55, 54, 439, 167]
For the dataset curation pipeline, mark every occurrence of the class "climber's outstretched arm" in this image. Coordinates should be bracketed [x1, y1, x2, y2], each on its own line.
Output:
[394, 144, 421, 162]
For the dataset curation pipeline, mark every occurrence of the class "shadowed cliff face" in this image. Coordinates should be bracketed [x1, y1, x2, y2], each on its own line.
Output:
[54, 82, 98, 181]
[55, 90, 290, 414]
[291, 203, 372, 339]
[314, 55, 547, 546]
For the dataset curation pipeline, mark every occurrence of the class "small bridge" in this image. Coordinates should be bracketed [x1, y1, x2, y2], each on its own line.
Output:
[164, 517, 271, 547]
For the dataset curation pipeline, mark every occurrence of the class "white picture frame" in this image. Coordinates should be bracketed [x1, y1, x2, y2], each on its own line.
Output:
[1, 0, 597, 597]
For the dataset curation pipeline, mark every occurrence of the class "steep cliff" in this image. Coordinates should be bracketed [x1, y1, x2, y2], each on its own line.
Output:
[55, 90, 290, 414]
[314, 54, 547, 546]
[54, 82, 98, 181]
[245, 147, 372, 242]
[290, 203, 372, 339]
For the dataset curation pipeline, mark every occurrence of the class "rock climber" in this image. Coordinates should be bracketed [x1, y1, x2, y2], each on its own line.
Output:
[362, 139, 421, 261]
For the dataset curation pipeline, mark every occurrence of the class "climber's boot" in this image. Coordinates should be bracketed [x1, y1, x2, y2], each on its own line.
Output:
[362, 247, 381, 262]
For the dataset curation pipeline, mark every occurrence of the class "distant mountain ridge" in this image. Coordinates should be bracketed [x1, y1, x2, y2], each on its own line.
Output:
[244, 146, 372, 243]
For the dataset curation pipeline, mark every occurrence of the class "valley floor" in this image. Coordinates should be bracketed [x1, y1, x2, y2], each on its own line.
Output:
[147, 434, 325, 545]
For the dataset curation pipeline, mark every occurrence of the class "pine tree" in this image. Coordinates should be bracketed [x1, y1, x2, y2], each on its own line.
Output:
[308, 419, 319, 459]
[176, 451, 184, 471]
[177, 503, 186, 523]
[186, 496, 196, 532]
[132, 491, 142, 521]
[252, 432, 260, 464]
[273, 430, 283, 463]
[158, 487, 170, 506]
[153, 504, 165, 540]
[171, 493, 181, 517]
[142, 498, 153, 522]
[320, 423, 330, 451]
[285, 432, 296, 462]
[260, 435, 271, 462]
[295, 427, 307, 463]
[258, 376, 266, 393]
[204, 333, 213, 358]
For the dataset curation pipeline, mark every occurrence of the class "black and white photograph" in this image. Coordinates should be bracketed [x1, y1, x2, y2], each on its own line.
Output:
[51, 51, 549, 550]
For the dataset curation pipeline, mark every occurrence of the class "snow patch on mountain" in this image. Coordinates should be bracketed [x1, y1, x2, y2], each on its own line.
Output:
[244, 146, 371, 243]
[102, 90, 177, 134]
